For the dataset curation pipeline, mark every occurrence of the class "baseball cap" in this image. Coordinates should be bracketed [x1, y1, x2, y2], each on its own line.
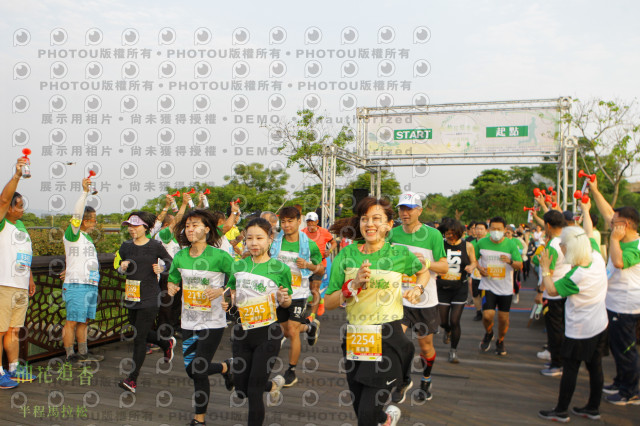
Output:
[397, 192, 422, 209]
[305, 212, 319, 222]
[562, 211, 575, 222]
[121, 215, 146, 227]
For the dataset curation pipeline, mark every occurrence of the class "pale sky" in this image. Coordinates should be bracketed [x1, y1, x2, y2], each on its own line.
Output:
[2, 0, 639, 214]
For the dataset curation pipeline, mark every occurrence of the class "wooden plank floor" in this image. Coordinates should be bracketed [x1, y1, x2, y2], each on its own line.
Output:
[1, 276, 638, 425]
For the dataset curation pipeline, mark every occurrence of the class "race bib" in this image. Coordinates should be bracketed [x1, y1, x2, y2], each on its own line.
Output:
[88, 270, 100, 286]
[16, 252, 32, 271]
[487, 264, 506, 279]
[402, 274, 417, 287]
[441, 271, 462, 281]
[237, 293, 277, 330]
[125, 279, 141, 302]
[291, 272, 302, 288]
[346, 324, 382, 361]
[183, 284, 212, 311]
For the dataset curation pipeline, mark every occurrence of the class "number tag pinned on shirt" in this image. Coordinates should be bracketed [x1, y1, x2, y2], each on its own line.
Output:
[237, 293, 277, 330]
[183, 284, 212, 311]
[291, 272, 302, 288]
[125, 279, 141, 302]
[487, 264, 506, 279]
[346, 324, 382, 362]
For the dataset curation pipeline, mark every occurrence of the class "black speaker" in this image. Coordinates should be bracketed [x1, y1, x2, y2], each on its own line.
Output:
[353, 188, 369, 209]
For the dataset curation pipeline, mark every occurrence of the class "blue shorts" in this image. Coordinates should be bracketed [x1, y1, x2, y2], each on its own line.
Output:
[62, 284, 98, 322]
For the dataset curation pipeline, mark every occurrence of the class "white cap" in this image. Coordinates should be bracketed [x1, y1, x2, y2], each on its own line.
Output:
[305, 212, 319, 222]
[397, 192, 422, 208]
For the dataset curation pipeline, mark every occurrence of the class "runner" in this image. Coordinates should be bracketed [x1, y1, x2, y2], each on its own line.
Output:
[588, 177, 640, 405]
[476, 217, 523, 356]
[226, 217, 293, 426]
[437, 219, 477, 363]
[388, 192, 448, 403]
[61, 177, 104, 368]
[166, 209, 235, 426]
[302, 211, 337, 320]
[325, 197, 426, 426]
[532, 210, 569, 377]
[470, 222, 488, 321]
[225, 203, 244, 258]
[538, 201, 608, 422]
[0, 156, 36, 389]
[270, 206, 322, 387]
[505, 225, 524, 304]
[115, 211, 175, 393]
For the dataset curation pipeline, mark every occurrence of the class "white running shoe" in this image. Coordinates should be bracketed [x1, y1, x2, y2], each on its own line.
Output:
[380, 404, 401, 426]
[536, 349, 551, 361]
[267, 375, 285, 407]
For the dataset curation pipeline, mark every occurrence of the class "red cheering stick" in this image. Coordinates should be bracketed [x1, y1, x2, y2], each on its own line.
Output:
[548, 186, 553, 192]
[87, 170, 98, 195]
[523, 206, 536, 212]
[169, 190, 180, 212]
[545, 195, 552, 204]
[230, 198, 241, 204]
[574, 169, 596, 201]
[573, 191, 590, 204]
[187, 188, 196, 208]
[202, 188, 211, 209]
[533, 188, 541, 197]
[21, 148, 32, 179]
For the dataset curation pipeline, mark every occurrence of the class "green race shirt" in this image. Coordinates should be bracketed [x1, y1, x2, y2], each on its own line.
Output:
[276, 238, 322, 300]
[475, 236, 522, 296]
[327, 242, 422, 325]
[168, 245, 234, 330]
[387, 225, 446, 308]
[606, 238, 640, 314]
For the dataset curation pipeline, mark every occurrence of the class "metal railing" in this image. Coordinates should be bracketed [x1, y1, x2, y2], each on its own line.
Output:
[22, 254, 129, 362]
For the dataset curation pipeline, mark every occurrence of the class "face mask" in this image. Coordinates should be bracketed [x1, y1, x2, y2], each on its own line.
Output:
[490, 230, 504, 241]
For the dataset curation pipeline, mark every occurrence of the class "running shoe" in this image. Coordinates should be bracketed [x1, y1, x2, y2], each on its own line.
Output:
[188, 419, 206, 426]
[380, 404, 401, 426]
[538, 409, 569, 423]
[448, 349, 459, 364]
[473, 311, 482, 321]
[540, 367, 562, 377]
[479, 331, 494, 352]
[571, 406, 600, 420]
[495, 340, 507, 356]
[222, 358, 234, 391]
[605, 393, 640, 405]
[118, 377, 136, 393]
[513, 293, 519, 304]
[307, 319, 320, 346]
[65, 354, 85, 369]
[267, 375, 285, 407]
[283, 368, 297, 387]
[602, 382, 620, 395]
[8, 365, 36, 383]
[164, 336, 176, 363]
[442, 330, 451, 345]
[391, 379, 412, 404]
[146, 344, 153, 355]
[0, 372, 19, 389]
[537, 349, 551, 361]
[415, 378, 432, 402]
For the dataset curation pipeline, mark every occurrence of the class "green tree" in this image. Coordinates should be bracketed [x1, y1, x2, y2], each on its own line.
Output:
[564, 98, 640, 207]
[269, 109, 354, 181]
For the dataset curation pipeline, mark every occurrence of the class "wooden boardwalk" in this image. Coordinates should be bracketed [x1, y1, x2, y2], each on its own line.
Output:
[1, 277, 638, 426]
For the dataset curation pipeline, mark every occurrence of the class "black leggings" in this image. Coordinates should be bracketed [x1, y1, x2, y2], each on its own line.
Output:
[438, 304, 465, 349]
[232, 323, 283, 426]
[182, 328, 225, 415]
[556, 349, 603, 412]
[127, 307, 168, 381]
[346, 377, 392, 426]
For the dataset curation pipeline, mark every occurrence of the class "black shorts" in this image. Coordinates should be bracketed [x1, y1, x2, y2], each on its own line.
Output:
[310, 274, 323, 283]
[472, 279, 481, 298]
[276, 298, 308, 323]
[482, 290, 512, 312]
[437, 283, 468, 305]
[401, 305, 439, 337]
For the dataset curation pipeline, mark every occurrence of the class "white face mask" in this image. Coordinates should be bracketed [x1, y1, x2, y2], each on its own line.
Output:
[490, 230, 504, 241]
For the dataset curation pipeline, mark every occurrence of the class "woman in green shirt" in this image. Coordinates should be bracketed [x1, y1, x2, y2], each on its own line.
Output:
[325, 197, 428, 426]
[226, 218, 293, 426]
